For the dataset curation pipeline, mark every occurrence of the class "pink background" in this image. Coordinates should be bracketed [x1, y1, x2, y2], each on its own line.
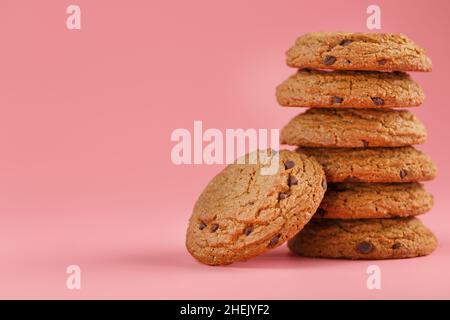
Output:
[1, 0, 450, 299]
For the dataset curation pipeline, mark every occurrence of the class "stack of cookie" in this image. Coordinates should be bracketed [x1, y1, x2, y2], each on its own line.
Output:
[185, 32, 438, 266]
[277, 32, 438, 259]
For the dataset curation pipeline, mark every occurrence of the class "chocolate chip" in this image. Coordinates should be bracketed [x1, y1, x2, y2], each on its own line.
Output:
[362, 140, 369, 147]
[344, 176, 361, 183]
[316, 208, 326, 217]
[278, 192, 290, 200]
[288, 176, 298, 187]
[244, 225, 253, 236]
[199, 221, 207, 230]
[392, 242, 402, 250]
[210, 223, 219, 232]
[331, 96, 344, 104]
[378, 59, 387, 65]
[284, 160, 295, 170]
[323, 55, 337, 66]
[371, 97, 385, 106]
[346, 60, 352, 64]
[400, 169, 408, 179]
[340, 39, 353, 46]
[268, 234, 281, 248]
[356, 241, 374, 254]
[321, 178, 327, 190]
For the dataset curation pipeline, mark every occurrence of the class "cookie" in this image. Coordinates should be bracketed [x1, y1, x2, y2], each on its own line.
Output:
[186, 149, 326, 265]
[276, 69, 424, 108]
[286, 32, 432, 72]
[281, 108, 426, 148]
[299, 146, 437, 183]
[316, 183, 433, 219]
[288, 217, 437, 259]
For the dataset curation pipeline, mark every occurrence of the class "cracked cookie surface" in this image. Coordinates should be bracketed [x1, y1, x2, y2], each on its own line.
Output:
[316, 183, 433, 219]
[286, 32, 432, 72]
[276, 69, 424, 108]
[186, 149, 326, 265]
[288, 217, 437, 259]
[281, 108, 426, 148]
[299, 146, 437, 183]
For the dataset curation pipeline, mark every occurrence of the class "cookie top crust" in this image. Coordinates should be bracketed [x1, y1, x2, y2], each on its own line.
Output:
[186, 149, 326, 265]
[316, 182, 433, 219]
[299, 146, 437, 183]
[286, 32, 432, 72]
[276, 69, 424, 108]
[288, 217, 438, 260]
[281, 108, 426, 148]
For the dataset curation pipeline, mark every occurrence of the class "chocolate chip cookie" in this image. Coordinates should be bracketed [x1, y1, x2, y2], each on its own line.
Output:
[299, 146, 436, 183]
[276, 69, 424, 108]
[286, 32, 432, 72]
[281, 108, 426, 148]
[288, 217, 437, 259]
[186, 149, 326, 265]
[316, 183, 433, 219]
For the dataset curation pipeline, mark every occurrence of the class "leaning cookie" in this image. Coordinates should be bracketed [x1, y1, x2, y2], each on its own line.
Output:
[299, 146, 437, 183]
[288, 217, 437, 260]
[276, 70, 424, 108]
[286, 32, 432, 72]
[186, 149, 326, 266]
[316, 183, 433, 219]
[281, 108, 426, 148]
